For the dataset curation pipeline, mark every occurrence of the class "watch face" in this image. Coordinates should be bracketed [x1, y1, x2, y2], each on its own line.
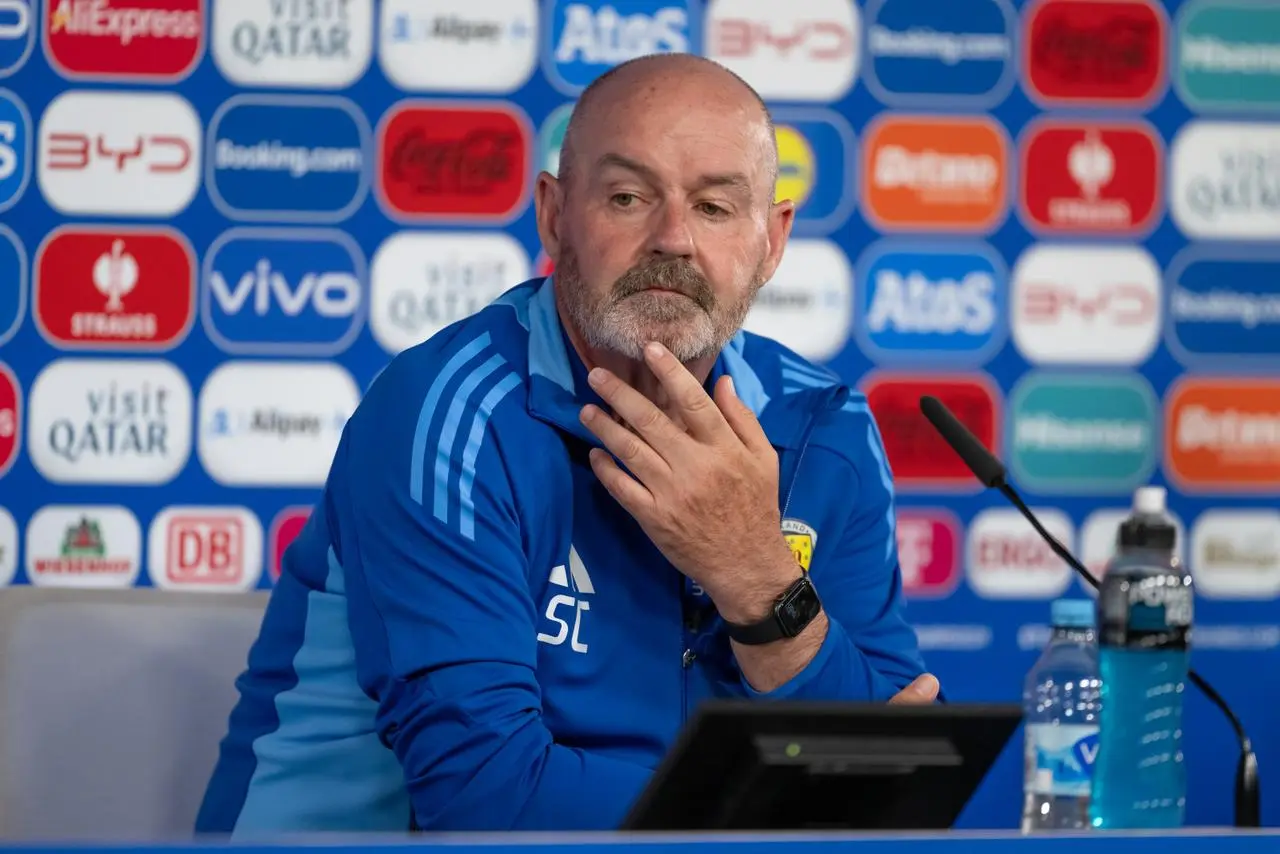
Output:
[778, 579, 822, 634]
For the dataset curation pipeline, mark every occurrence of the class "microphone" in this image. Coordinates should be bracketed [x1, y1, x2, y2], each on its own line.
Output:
[918, 395, 1261, 829]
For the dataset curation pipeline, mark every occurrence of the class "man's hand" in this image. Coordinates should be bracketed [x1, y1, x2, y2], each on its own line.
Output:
[889, 673, 941, 705]
[579, 341, 798, 623]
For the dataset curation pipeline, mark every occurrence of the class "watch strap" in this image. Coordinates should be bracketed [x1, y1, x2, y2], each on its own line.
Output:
[724, 575, 819, 646]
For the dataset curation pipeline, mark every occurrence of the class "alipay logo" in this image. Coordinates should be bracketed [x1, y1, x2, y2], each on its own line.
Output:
[856, 240, 1007, 366]
[544, 0, 697, 95]
[1167, 246, 1280, 367]
[0, 0, 33, 77]
[202, 228, 367, 357]
[1009, 372, 1158, 495]
[207, 95, 371, 223]
[864, 0, 1015, 107]
[0, 88, 29, 212]
[1177, 1, 1280, 112]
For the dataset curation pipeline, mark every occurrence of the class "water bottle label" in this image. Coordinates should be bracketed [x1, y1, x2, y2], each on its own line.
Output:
[1025, 723, 1099, 797]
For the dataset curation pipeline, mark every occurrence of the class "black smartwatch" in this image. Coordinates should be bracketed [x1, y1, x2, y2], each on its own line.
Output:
[724, 575, 822, 646]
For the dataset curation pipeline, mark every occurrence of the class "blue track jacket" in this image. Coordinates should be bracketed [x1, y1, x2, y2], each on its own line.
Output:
[196, 276, 931, 835]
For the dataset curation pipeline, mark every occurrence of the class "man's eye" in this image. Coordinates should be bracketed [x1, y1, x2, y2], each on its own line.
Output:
[699, 202, 728, 216]
[611, 193, 636, 207]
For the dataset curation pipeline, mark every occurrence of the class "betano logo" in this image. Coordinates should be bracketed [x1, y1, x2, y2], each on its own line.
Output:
[862, 114, 1009, 231]
[1165, 377, 1280, 492]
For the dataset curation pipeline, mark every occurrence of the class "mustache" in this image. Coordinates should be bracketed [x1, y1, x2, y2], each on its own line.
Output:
[612, 258, 714, 311]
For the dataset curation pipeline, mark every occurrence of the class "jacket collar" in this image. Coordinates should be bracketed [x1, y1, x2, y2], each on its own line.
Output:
[497, 277, 835, 450]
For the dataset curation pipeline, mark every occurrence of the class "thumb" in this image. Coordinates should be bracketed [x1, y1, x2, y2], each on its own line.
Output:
[888, 673, 940, 705]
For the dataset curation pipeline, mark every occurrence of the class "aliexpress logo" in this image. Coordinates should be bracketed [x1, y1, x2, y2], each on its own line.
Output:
[862, 115, 1010, 232]
[1165, 377, 1280, 492]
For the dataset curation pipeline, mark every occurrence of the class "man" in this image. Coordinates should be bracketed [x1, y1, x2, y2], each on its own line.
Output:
[196, 53, 939, 836]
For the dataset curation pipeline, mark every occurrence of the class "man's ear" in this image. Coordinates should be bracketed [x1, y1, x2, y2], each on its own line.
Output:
[534, 171, 564, 262]
[758, 199, 796, 283]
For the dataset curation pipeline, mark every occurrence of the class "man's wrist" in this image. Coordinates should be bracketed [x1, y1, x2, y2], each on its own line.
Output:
[712, 548, 804, 626]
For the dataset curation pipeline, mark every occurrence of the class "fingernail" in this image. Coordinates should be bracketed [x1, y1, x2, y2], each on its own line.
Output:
[580, 405, 596, 422]
[725, 376, 736, 396]
[645, 341, 663, 359]
[588, 367, 606, 386]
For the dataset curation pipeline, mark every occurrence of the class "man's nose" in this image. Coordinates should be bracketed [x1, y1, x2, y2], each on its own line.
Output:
[646, 202, 695, 258]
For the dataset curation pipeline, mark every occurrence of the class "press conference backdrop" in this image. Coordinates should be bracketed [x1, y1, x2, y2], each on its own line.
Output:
[0, 0, 1277, 829]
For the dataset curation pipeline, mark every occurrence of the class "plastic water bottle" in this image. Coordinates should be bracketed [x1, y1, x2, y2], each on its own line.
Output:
[1021, 599, 1102, 833]
[1091, 486, 1193, 829]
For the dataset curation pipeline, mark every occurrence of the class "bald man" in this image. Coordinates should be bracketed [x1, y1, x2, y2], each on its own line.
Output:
[196, 55, 937, 836]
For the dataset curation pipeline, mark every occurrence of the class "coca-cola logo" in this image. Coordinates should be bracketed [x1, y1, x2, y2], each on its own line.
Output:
[1025, 0, 1165, 106]
[377, 102, 532, 224]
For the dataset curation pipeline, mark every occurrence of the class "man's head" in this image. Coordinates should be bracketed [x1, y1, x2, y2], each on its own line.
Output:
[534, 54, 794, 364]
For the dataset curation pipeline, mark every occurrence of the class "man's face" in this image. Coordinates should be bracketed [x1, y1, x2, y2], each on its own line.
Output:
[542, 83, 793, 363]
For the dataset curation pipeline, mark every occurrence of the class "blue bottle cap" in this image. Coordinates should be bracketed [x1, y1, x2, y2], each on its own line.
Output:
[1051, 599, 1095, 629]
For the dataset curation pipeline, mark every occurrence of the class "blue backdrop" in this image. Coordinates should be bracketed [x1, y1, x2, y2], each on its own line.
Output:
[0, 0, 1277, 831]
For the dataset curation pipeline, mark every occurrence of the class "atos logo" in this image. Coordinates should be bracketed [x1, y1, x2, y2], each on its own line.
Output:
[856, 240, 1007, 366]
[202, 229, 367, 357]
[0, 0, 34, 76]
[0, 88, 29, 212]
[544, 0, 697, 95]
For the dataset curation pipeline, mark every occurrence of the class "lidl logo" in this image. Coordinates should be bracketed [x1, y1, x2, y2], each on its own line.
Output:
[772, 108, 856, 236]
[0, 0, 34, 77]
[1018, 120, 1162, 236]
[864, 0, 1015, 107]
[1167, 247, 1280, 367]
[207, 95, 371, 223]
[856, 240, 1007, 366]
[1178, 1, 1280, 112]
[862, 372, 1001, 491]
[1024, 0, 1167, 106]
[543, 0, 696, 95]
[0, 224, 23, 348]
[0, 88, 29, 212]
[1009, 372, 1158, 494]
[202, 228, 367, 357]
[1165, 377, 1280, 493]
[538, 102, 574, 177]
[862, 114, 1009, 232]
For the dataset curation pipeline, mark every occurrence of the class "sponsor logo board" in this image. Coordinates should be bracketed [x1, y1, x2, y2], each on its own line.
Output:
[772, 108, 857, 236]
[1167, 246, 1280, 367]
[0, 0, 35, 76]
[543, 0, 697, 95]
[0, 87, 31, 212]
[1009, 372, 1159, 494]
[0, 223, 26, 347]
[864, 0, 1015, 107]
[1190, 509, 1280, 599]
[34, 225, 195, 351]
[896, 508, 962, 598]
[147, 505, 263, 592]
[0, 505, 14, 585]
[537, 102, 573, 177]
[197, 361, 358, 487]
[1171, 120, 1280, 240]
[44, 0, 204, 81]
[862, 372, 1001, 490]
[27, 358, 193, 484]
[0, 361, 17, 478]
[25, 504, 141, 588]
[856, 239, 1007, 366]
[379, 0, 537, 93]
[212, 0, 374, 88]
[207, 94, 371, 222]
[370, 231, 529, 355]
[967, 506, 1075, 599]
[1165, 377, 1280, 492]
[704, 0, 859, 102]
[37, 90, 201, 217]
[741, 238, 853, 363]
[1177, 1, 1280, 112]
[269, 505, 310, 582]
[202, 228, 366, 357]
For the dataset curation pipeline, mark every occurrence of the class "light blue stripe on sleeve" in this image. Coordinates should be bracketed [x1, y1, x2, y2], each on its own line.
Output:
[783, 368, 834, 389]
[865, 423, 898, 561]
[409, 333, 491, 505]
[458, 372, 523, 541]
[433, 353, 506, 524]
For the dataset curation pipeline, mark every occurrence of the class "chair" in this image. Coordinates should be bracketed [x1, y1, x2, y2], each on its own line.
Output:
[0, 587, 268, 841]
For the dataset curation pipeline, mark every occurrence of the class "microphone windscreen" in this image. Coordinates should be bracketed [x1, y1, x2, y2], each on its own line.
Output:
[918, 395, 1006, 488]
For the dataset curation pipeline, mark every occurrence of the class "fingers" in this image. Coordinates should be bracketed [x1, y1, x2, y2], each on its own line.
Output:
[580, 403, 670, 483]
[587, 365, 685, 454]
[588, 447, 656, 517]
[887, 673, 940, 706]
[713, 375, 771, 452]
[642, 342, 732, 442]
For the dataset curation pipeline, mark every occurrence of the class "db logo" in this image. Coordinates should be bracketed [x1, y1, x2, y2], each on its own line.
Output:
[862, 372, 1001, 491]
[269, 506, 311, 583]
[895, 509, 960, 598]
[377, 101, 533, 223]
[862, 114, 1009, 232]
[147, 506, 263, 592]
[44, 0, 205, 81]
[1024, 0, 1166, 106]
[1019, 120, 1162, 235]
[34, 225, 195, 351]
[0, 361, 19, 478]
[37, 90, 201, 217]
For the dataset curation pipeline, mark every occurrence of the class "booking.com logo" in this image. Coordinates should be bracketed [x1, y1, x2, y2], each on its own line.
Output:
[543, 0, 700, 95]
